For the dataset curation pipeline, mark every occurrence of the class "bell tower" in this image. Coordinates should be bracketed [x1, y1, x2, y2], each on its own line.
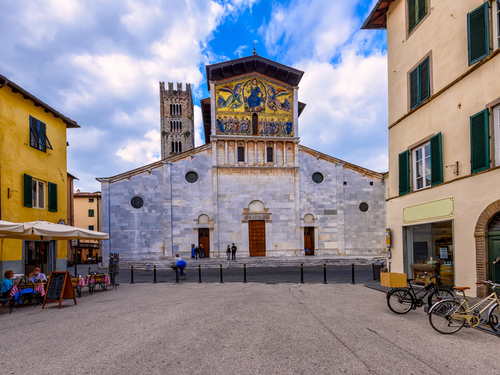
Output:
[159, 82, 195, 159]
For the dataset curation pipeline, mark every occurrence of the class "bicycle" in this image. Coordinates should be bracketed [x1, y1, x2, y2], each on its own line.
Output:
[428, 281, 500, 334]
[386, 273, 454, 314]
[171, 266, 186, 280]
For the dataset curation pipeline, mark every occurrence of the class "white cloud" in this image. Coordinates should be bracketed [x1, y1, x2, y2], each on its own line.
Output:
[234, 45, 248, 57]
[194, 105, 204, 147]
[116, 130, 161, 164]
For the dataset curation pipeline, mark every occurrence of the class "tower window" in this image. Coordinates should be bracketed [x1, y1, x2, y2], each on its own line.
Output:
[252, 114, 258, 135]
[267, 147, 273, 163]
[238, 146, 244, 162]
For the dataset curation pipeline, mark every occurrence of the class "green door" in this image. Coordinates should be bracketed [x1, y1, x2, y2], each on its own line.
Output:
[488, 234, 500, 283]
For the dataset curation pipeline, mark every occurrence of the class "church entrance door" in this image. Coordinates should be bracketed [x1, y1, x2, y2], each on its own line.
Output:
[198, 228, 210, 258]
[304, 227, 314, 256]
[249, 220, 266, 257]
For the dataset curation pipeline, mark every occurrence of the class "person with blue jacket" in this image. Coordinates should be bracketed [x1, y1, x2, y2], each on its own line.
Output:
[1, 270, 17, 298]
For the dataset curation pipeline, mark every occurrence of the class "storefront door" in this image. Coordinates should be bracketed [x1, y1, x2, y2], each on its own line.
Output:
[488, 233, 500, 283]
[198, 228, 210, 258]
[249, 220, 266, 257]
[304, 227, 314, 256]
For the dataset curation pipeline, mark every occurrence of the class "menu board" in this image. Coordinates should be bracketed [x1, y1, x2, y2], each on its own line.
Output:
[42, 271, 76, 309]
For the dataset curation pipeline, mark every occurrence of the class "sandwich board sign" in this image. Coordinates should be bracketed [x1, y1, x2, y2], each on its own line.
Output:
[42, 271, 77, 309]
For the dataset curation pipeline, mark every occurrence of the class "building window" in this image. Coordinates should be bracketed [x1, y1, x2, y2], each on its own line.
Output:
[252, 114, 258, 135]
[32, 178, 45, 209]
[89, 198, 94, 203]
[131, 197, 144, 209]
[467, 3, 490, 65]
[409, 57, 430, 109]
[494, 105, 500, 167]
[359, 202, 369, 213]
[412, 142, 431, 190]
[238, 146, 245, 162]
[471, 109, 490, 174]
[88, 225, 94, 231]
[29, 116, 53, 152]
[185, 171, 198, 183]
[312, 172, 324, 184]
[88, 209, 94, 217]
[170, 103, 182, 116]
[408, 0, 428, 34]
[267, 147, 273, 163]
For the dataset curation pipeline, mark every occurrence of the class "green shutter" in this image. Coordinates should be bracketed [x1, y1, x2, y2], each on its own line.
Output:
[430, 133, 443, 185]
[48, 182, 58, 212]
[468, 3, 490, 65]
[470, 109, 490, 174]
[399, 150, 410, 195]
[24, 174, 33, 207]
[409, 68, 419, 109]
[419, 58, 430, 103]
[417, 0, 427, 22]
[408, 0, 417, 32]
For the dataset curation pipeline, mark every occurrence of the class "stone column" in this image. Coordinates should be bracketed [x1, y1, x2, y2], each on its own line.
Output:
[245, 140, 248, 164]
[234, 141, 238, 166]
[254, 141, 258, 165]
[264, 141, 267, 163]
[225, 141, 228, 165]
[274, 142, 277, 166]
[283, 141, 287, 166]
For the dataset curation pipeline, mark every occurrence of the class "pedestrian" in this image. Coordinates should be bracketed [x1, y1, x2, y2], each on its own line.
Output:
[200, 244, 205, 259]
[231, 243, 237, 260]
[226, 245, 231, 260]
[191, 245, 195, 259]
[194, 246, 200, 259]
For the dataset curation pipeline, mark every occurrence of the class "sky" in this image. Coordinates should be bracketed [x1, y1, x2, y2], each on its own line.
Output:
[0, 0, 388, 192]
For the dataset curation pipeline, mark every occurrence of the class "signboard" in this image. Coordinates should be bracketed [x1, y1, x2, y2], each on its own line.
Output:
[42, 271, 77, 309]
[71, 239, 78, 247]
[440, 247, 448, 259]
[386, 228, 391, 248]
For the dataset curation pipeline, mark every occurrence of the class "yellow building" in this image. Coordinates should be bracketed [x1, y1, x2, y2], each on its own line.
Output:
[364, 0, 500, 297]
[71, 190, 102, 264]
[0, 74, 80, 276]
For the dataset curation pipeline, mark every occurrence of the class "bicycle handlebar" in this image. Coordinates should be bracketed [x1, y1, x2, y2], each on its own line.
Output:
[476, 280, 500, 289]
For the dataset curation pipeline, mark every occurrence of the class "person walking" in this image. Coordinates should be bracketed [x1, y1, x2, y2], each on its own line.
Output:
[231, 243, 237, 260]
[200, 244, 205, 259]
[226, 245, 231, 260]
[191, 245, 195, 259]
[194, 246, 200, 259]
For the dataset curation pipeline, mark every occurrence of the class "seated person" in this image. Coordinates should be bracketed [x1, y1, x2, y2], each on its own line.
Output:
[1, 270, 18, 298]
[28, 267, 47, 282]
[171, 254, 187, 276]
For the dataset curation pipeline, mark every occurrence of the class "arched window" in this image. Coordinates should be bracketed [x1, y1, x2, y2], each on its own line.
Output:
[238, 146, 244, 162]
[170, 104, 173, 116]
[198, 214, 209, 224]
[248, 200, 265, 213]
[171, 141, 174, 153]
[267, 147, 273, 163]
[179, 121, 182, 132]
[252, 113, 258, 135]
[179, 142, 182, 153]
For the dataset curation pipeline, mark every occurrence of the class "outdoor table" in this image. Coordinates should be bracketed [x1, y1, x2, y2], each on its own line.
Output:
[10, 283, 46, 305]
[71, 277, 85, 298]
[85, 274, 110, 295]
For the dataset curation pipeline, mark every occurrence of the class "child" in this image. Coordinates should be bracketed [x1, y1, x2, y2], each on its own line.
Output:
[226, 245, 231, 260]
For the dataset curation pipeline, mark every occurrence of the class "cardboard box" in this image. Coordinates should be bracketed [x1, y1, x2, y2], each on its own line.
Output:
[381, 272, 407, 288]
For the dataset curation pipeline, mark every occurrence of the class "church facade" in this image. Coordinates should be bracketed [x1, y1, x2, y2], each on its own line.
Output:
[98, 55, 386, 263]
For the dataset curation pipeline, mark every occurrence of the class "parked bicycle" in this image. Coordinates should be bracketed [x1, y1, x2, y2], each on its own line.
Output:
[428, 280, 500, 334]
[386, 273, 454, 314]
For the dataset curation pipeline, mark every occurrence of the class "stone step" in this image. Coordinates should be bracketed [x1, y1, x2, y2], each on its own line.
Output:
[120, 255, 386, 270]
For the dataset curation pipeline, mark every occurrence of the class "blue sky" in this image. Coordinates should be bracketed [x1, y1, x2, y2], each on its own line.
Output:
[0, 0, 388, 192]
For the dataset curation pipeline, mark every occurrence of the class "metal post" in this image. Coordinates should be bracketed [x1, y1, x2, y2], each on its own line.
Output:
[300, 263, 304, 284]
[198, 265, 202, 283]
[175, 269, 179, 284]
[153, 265, 157, 284]
[243, 264, 247, 283]
[131, 266, 134, 284]
[323, 264, 327, 284]
[351, 263, 356, 285]
[220, 264, 224, 283]
[74, 246, 78, 277]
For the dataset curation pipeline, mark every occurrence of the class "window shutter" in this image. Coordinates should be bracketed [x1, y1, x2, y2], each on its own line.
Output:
[419, 58, 430, 103]
[24, 174, 33, 207]
[470, 109, 490, 173]
[430, 132, 443, 185]
[468, 3, 490, 65]
[417, 0, 427, 21]
[399, 150, 410, 195]
[408, 0, 417, 32]
[409, 68, 419, 109]
[48, 182, 58, 212]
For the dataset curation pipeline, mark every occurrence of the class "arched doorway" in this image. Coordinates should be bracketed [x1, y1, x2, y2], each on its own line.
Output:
[475, 200, 500, 297]
[303, 214, 315, 256]
[248, 200, 266, 257]
[198, 215, 210, 258]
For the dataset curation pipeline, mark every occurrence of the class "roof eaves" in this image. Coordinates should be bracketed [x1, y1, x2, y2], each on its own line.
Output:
[361, 0, 394, 30]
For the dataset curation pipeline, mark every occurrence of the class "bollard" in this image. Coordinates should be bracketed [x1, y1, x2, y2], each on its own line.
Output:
[131, 266, 134, 284]
[175, 269, 179, 284]
[243, 264, 247, 283]
[351, 264, 356, 285]
[323, 264, 327, 284]
[88, 267, 91, 276]
[153, 265, 157, 284]
[198, 265, 202, 283]
[300, 263, 304, 284]
[220, 264, 224, 283]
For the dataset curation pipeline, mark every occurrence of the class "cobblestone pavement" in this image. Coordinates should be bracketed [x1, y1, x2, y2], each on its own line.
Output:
[1, 281, 498, 375]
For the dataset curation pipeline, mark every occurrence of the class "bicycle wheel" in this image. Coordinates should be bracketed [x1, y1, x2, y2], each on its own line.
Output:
[427, 287, 454, 307]
[387, 288, 415, 314]
[429, 300, 466, 334]
[488, 303, 500, 332]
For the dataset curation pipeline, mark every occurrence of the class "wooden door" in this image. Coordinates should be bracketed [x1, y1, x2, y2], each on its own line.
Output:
[489, 235, 500, 283]
[249, 220, 266, 257]
[198, 228, 210, 258]
[304, 227, 314, 256]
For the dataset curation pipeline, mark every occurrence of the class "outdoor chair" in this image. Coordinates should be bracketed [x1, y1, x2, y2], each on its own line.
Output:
[0, 287, 14, 314]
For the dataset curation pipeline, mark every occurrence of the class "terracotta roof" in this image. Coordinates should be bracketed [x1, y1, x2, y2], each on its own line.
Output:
[298, 145, 385, 179]
[361, 0, 394, 30]
[0, 73, 80, 128]
[74, 191, 101, 197]
[206, 55, 304, 90]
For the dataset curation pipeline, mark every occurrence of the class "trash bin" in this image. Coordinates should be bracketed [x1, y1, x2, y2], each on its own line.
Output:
[372, 261, 384, 281]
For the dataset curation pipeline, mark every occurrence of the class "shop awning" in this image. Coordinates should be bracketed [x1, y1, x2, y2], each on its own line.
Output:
[0, 220, 26, 234]
[0, 220, 109, 241]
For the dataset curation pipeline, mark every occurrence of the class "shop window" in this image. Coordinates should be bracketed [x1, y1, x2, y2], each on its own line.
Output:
[409, 57, 430, 110]
[29, 116, 53, 152]
[467, 2, 490, 65]
[88, 209, 95, 217]
[407, 0, 428, 34]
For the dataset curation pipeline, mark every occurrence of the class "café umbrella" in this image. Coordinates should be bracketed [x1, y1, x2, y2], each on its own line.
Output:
[0, 220, 109, 240]
[0, 220, 26, 234]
